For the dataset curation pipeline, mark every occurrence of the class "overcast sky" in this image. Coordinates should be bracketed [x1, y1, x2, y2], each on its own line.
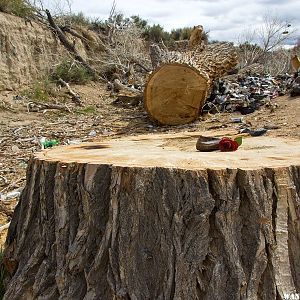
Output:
[66, 0, 299, 45]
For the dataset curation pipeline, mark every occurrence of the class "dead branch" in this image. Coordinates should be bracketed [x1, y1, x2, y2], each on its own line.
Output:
[27, 101, 72, 113]
[113, 79, 141, 94]
[149, 44, 164, 69]
[45, 9, 107, 82]
[0, 222, 11, 232]
[133, 62, 151, 73]
[0, 177, 25, 193]
[0, 175, 8, 185]
[112, 94, 143, 108]
[60, 26, 90, 43]
[99, 22, 151, 85]
[58, 78, 83, 106]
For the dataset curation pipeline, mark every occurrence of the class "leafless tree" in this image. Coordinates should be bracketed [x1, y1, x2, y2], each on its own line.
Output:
[265, 49, 291, 75]
[98, 21, 151, 84]
[237, 30, 263, 68]
[238, 14, 297, 69]
[258, 15, 295, 53]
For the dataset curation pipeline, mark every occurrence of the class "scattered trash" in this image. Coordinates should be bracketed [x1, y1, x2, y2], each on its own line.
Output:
[88, 130, 97, 137]
[67, 139, 82, 145]
[235, 136, 243, 146]
[237, 107, 255, 115]
[231, 117, 244, 123]
[203, 73, 293, 114]
[40, 137, 59, 149]
[13, 95, 24, 101]
[196, 136, 220, 151]
[240, 127, 268, 137]
[0, 187, 23, 201]
[11, 145, 20, 153]
[290, 76, 300, 97]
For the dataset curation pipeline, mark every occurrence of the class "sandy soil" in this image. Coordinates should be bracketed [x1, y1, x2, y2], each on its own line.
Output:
[0, 81, 299, 246]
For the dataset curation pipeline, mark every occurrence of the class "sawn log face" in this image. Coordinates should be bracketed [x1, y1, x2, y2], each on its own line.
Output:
[3, 158, 300, 300]
[145, 43, 238, 125]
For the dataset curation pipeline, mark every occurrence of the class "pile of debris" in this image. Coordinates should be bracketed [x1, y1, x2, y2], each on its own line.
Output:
[203, 72, 294, 114]
[291, 72, 300, 97]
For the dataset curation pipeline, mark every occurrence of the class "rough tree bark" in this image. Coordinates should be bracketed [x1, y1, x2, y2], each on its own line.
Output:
[145, 43, 238, 125]
[3, 133, 300, 300]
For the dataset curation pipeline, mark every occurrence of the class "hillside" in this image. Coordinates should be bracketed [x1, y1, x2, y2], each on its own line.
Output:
[0, 12, 92, 90]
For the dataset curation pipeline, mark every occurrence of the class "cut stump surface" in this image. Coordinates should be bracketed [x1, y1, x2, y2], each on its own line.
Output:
[3, 132, 300, 300]
[144, 64, 209, 125]
[37, 132, 300, 169]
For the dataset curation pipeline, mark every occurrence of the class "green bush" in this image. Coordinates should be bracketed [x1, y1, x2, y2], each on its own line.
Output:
[21, 79, 55, 102]
[65, 12, 91, 27]
[0, 0, 34, 17]
[52, 60, 93, 84]
[75, 105, 97, 114]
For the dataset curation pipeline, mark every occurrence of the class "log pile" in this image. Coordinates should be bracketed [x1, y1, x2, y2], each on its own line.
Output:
[145, 42, 238, 125]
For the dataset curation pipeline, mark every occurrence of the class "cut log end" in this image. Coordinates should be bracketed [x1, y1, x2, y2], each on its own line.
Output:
[144, 64, 209, 125]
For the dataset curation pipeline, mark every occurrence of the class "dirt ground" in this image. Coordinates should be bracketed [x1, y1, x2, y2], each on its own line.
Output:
[0, 81, 299, 246]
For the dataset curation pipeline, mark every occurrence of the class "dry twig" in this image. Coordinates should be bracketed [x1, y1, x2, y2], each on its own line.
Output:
[58, 78, 83, 106]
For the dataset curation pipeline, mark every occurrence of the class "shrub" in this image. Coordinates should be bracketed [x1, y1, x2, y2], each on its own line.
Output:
[0, 0, 34, 18]
[21, 79, 55, 102]
[75, 105, 97, 114]
[52, 60, 94, 84]
[64, 12, 91, 27]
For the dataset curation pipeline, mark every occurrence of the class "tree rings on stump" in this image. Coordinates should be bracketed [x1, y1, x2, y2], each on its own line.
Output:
[144, 64, 209, 125]
[3, 132, 300, 299]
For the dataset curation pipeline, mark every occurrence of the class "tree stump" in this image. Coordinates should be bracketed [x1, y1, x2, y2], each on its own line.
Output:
[3, 132, 300, 300]
[145, 44, 238, 125]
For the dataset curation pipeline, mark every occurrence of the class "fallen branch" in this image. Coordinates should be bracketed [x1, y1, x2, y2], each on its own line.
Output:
[0, 222, 10, 232]
[149, 44, 164, 69]
[113, 79, 141, 94]
[60, 26, 106, 51]
[60, 26, 90, 44]
[0, 177, 25, 193]
[58, 78, 83, 106]
[27, 101, 71, 113]
[0, 175, 8, 186]
[112, 94, 143, 108]
[133, 62, 151, 73]
[45, 9, 107, 83]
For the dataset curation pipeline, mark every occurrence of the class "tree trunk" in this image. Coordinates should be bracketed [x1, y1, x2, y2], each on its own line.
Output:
[145, 43, 238, 125]
[3, 133, 300, 300]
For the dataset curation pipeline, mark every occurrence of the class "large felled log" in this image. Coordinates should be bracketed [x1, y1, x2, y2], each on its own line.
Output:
[145, 43, 238, 125]
[3, 132, 300, 299]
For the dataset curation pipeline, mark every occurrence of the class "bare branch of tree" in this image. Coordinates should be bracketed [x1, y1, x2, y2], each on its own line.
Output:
[238, 14, 297, 70]
[45, 9, 107, 82]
